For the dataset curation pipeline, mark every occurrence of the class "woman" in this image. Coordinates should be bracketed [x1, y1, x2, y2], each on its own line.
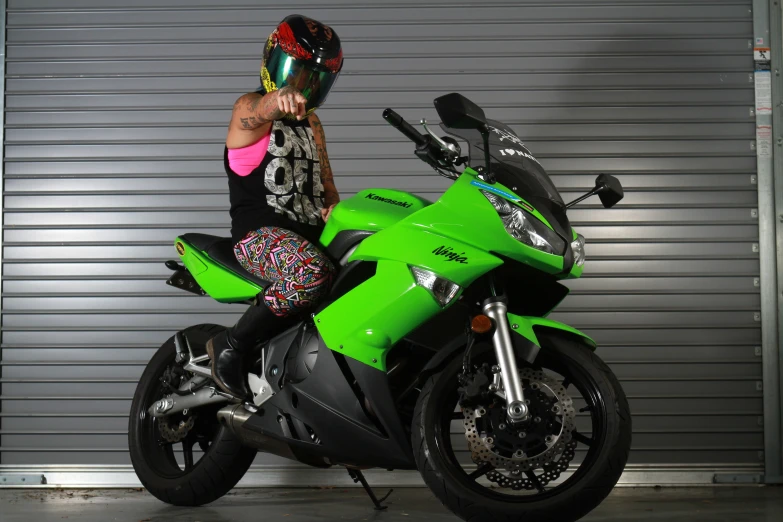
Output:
[207, 15, 343, 399]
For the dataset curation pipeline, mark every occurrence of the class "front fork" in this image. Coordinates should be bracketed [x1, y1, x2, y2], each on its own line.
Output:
[482, 297, 529, 423]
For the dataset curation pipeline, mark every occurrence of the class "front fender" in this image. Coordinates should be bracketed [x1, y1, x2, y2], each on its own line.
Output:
[418, 313, 596, 376]
[507, 313, 596, 356]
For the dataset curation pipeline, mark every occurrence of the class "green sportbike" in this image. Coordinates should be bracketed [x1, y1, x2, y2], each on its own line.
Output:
[129, 93, 631, 522]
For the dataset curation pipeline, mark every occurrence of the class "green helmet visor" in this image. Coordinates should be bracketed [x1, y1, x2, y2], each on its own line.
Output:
[264, 46, 339, 113]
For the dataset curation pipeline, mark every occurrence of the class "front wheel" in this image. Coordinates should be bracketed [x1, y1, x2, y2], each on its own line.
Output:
[128, 324, 257, 506]
[412, 335, 631, 522]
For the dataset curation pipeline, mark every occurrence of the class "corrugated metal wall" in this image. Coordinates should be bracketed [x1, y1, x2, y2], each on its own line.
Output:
[1, 0, 764, 478]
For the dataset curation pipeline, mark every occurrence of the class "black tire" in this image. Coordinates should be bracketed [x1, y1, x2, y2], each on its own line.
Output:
[412, 335, 631, 522]
[128, 324, 257, 506]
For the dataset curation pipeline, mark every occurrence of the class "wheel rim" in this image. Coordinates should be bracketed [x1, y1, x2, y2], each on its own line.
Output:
[429, 347, 609, 502]
[134, 349, 223, 478]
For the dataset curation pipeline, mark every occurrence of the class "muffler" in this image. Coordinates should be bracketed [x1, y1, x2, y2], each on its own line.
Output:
[148, 387, 234, 418]
[217, 404, 296, 460]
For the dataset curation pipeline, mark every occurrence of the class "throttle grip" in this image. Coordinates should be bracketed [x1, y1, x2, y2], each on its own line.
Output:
[383, 108, 428, 147]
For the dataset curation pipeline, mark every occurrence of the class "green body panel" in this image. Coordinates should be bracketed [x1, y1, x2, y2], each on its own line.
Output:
[320, 188, 432, 247]
[315, 169, 574, 369]
[351, 226, 503, 287]
[176, 237, 264, 303]
[314, 260, 443, 370]
[355, 170, 565, 275]
[507, 312, 596, 349]
[317, 198, 503, 369]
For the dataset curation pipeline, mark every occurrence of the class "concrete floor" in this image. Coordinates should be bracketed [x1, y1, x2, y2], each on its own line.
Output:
[0, 487, 781, 522]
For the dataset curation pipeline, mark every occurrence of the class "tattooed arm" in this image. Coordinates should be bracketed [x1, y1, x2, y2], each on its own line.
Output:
[308, 113, 340, 222]
[226, 86, 308, 149]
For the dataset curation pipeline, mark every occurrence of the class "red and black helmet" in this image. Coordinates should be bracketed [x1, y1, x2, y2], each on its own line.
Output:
[261, 15, 343, 114]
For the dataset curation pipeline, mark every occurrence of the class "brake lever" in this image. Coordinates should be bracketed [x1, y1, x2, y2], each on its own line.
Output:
[415, 142, 459, 180]
[420, 119, 459, 160]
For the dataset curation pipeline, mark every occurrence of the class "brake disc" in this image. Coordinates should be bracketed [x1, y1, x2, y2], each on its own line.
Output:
[158, 414, 196, 443]
[462, 368, 577, 490]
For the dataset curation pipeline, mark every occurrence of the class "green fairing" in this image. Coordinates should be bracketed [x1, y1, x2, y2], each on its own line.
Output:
[362, 170, 564, 275]
[176, 238, 264, 302]
[315, 169, 570, 369]
[314, 260, 443, 370]
[507, 312, 596, 349]
[320, 188, 432, 247]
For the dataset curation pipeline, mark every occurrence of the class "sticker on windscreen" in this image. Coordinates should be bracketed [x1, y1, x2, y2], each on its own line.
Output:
[470, 180, 519, 201]
[472, 180, 537, 214]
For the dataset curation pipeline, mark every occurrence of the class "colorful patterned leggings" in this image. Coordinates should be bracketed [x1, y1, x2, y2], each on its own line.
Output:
[234, 227, 335, 317]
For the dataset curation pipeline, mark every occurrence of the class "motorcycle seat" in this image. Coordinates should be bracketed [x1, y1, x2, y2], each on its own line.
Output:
[179, 233, 271, 289]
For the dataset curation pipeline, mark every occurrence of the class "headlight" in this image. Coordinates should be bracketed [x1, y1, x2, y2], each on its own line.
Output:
[481, 190, 566, 255]
[571, 233, 586, 267]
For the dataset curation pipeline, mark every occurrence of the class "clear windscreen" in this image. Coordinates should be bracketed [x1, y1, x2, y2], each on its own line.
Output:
[440, 119, 564, 206]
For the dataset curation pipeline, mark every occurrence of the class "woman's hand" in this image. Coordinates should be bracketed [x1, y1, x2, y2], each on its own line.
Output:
[321, 204, 336, 223]
[276, 86, 307, 120]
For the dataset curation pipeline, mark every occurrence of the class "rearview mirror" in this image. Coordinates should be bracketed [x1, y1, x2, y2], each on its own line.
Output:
[595, 174, 624, 208]
[565, 174, 625, 209]
[434, 93, 487, 130]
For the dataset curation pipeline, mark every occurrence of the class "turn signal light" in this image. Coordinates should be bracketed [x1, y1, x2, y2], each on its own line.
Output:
[471, 314, 493, 334]
[410, 266, 461, 307]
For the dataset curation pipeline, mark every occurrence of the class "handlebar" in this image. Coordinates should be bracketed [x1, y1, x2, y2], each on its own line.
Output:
[382, 108, 428, 148]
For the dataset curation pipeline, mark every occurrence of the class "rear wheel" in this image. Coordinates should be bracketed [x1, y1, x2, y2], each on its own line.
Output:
[128, 324, 257, 506]
[412, 335, 631, 522]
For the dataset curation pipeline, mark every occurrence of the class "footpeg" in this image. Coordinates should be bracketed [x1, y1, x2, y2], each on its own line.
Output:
[346, 468, 393, 511]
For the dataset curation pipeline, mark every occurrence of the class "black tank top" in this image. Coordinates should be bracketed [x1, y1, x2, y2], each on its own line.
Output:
[225, 118, 325, 245]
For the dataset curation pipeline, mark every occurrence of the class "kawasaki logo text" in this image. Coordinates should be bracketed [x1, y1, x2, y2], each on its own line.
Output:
[365, 193, 412, 208]
[432, 245, 469, 264]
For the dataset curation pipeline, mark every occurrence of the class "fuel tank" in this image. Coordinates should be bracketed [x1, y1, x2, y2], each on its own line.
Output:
[319, 188, 431, 249]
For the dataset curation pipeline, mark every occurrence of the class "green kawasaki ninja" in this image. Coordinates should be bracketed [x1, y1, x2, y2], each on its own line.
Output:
[129, 93, 631, 522]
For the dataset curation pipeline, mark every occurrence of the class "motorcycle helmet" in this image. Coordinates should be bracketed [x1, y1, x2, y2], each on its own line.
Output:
[261, 15, 343, 115]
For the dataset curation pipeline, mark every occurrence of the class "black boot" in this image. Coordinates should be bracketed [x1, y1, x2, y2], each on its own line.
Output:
[206, 301, 282, 399]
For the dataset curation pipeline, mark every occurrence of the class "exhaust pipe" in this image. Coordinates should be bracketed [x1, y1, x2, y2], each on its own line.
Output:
[217, 402, 254, 428]
[148, 387, 234, 418]
[217, 404, 296, 460]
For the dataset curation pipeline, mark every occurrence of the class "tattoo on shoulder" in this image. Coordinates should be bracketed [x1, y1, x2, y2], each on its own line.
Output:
[239, 116, 260, 129]
[233, 92, 281, 130]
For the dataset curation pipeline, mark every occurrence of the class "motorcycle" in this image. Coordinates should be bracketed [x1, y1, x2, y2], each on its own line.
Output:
[129, 93, 631, 522]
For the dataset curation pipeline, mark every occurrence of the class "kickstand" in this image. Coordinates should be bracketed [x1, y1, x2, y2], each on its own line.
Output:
[346, 468, 393, 511]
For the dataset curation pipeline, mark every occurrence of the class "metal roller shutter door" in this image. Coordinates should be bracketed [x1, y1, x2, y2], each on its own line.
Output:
[1, 0, 763, 484]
